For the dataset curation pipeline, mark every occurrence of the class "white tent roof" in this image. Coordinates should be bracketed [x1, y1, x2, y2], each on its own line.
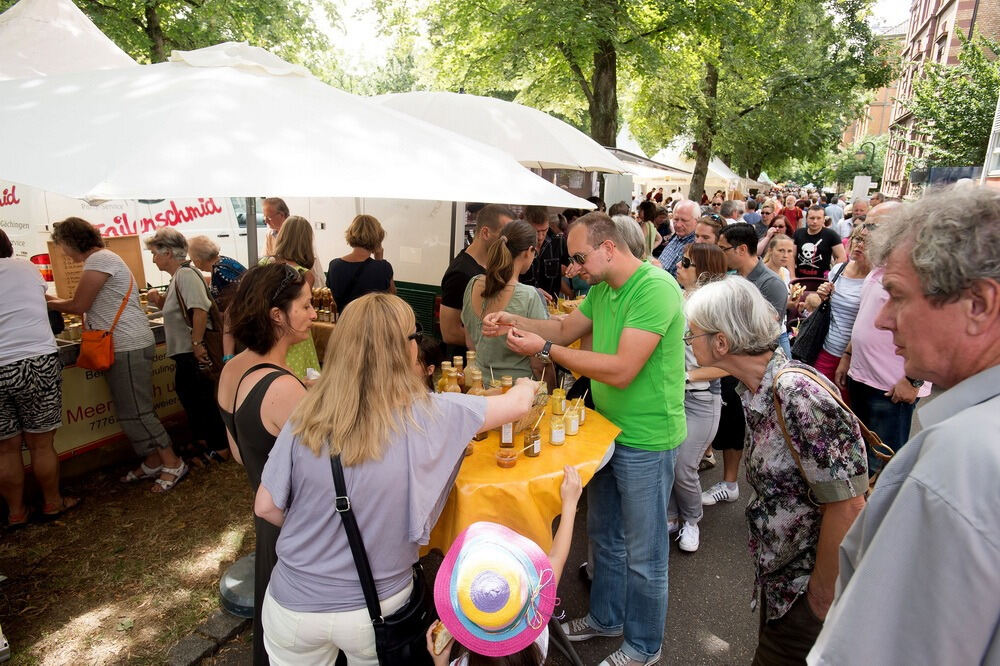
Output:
[0, 0, 136, 80]
[758, 171, 774, 185]
[0, 42, 594, 208]
[374, 91, 628, 173]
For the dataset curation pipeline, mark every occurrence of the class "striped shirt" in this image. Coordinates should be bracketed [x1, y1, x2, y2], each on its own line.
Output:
[822, 263, 864, 357]
[83, 250, 154, 352]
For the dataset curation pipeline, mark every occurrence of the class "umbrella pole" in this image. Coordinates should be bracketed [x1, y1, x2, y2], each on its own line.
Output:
[245, 197, 258, 265]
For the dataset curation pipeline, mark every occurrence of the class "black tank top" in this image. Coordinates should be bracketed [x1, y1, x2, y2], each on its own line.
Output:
[219, 363, 304, 491]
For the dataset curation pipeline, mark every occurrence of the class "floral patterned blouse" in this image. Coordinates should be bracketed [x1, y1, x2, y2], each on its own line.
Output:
[736, 349, 868, 621]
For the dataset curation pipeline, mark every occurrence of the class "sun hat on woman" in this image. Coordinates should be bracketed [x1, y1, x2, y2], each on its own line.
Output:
[434, 521, 557, 658]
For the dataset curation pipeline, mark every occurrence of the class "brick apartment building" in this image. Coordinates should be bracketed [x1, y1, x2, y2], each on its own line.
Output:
[882, 0, 1000, 197]
[842, 21, 906, 146]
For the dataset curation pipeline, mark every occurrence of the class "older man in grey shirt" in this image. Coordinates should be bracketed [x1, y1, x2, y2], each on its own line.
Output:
[808, 185, 1000, 664]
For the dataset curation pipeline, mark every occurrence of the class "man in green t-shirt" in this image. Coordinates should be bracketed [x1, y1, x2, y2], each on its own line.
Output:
[482, 212, 686, 666]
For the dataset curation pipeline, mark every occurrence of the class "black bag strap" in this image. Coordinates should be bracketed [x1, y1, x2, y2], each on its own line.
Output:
[330, 454, 385, 624]
[176, 263, 224, 332]
[815, 262, 848, 314]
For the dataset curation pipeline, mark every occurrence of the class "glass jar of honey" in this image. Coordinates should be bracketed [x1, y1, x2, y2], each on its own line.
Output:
[443, 368, 462, 394]
[523, 427, 541, 457]
[566, 408, 580, 436]
[500, 376, 513, 393]
[550, 415, 566, 445]
[452, 356, 465, 390]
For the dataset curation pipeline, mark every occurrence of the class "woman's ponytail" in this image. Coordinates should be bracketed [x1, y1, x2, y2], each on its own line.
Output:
[483, 235, 513, 298]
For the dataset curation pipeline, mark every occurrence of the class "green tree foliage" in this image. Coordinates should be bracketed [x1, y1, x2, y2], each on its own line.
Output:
[0, 0, 338, 70]
[626, 0, 893, 198]
[415, 0, 684, 145]
[772, 134, 887, 189]
[905, 32, 1000, 168]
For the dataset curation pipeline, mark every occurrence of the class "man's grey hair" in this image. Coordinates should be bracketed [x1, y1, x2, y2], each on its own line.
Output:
[868, 185, 1000, 305]
[684, 275, 781, 355]
[720, 200, 741, 219]
[144, 227, 188, 260]
[611, 215, 645, 259]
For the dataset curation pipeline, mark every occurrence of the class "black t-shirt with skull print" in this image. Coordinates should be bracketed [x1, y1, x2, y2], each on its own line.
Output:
[793, 227, 842, 278]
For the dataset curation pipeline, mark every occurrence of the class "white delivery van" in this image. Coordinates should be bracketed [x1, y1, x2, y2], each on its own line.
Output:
[0, 179, 260, 287]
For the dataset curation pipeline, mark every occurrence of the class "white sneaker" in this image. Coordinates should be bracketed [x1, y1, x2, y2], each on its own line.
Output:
[678, 521, 700, 552]
[701, 481, 739, 506]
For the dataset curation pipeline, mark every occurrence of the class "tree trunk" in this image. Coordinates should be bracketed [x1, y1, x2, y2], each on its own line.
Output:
[589, 39, 618, 147]
[688, 61, 719, 201]
[145, 4, 167, 63]
[750, 163, 763, 181]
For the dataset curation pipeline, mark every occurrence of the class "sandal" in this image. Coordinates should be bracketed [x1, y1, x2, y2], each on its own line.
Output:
[151, 462, 189, 494]
[202, 449, 230, 464]
[121, 463, 163, 483]
[41, 496, 81, 521]
[7, 508, 31, 530]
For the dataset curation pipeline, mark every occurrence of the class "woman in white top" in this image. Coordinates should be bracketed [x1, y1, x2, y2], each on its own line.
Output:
[670, 243, 728, 553]
[802, 224, 873, 394]
[0, 230, 78, 525]
[763, 233, 796, 286]
[48, 218, 185, 493]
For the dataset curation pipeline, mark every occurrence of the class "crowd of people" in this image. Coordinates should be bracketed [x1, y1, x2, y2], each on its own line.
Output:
[0, 182, 998, 666]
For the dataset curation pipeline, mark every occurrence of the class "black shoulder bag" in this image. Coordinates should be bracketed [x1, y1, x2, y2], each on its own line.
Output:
[330, 455, 435, 666]
[791, 262, 847, 365]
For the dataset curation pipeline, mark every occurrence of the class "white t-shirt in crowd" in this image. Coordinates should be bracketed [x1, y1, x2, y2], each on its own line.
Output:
[83, 250, 154, 353]
[0, 258, 57, 366]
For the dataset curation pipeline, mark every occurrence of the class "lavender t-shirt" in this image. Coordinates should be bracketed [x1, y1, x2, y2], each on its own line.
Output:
[261, 392, 487, 612]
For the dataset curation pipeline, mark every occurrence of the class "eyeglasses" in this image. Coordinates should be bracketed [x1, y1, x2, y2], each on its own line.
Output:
[762, 210, 774, 215]
[679, 256, 693, 269]
[408, 321, 424, 342]
[683, 330, 715, 345]
[570, 243, 604, 265]
[711, 203, 722, 208]
[271, 264, 299, 303]
[718, 244, 736, 253]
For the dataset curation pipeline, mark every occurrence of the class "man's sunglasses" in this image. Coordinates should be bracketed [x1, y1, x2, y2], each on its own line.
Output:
[570, 243, 605, 265]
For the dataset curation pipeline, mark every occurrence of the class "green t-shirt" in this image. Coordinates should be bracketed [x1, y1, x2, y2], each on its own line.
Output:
[577, 262, 687, 450]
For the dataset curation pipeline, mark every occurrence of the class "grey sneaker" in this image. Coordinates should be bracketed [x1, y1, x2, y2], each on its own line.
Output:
[598, 648, 662, 666]
[560, 617, 623, 642]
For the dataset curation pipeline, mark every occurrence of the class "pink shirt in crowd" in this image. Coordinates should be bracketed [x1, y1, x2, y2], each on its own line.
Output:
[847, 267, 932, 397]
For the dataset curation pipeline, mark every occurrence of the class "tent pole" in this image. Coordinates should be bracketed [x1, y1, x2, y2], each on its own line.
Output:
[245, 197, 258, 264]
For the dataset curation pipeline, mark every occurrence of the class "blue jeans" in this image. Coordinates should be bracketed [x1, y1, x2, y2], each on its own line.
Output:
[777, 332, 792, 359]
[587, 443, 678, 661]
[847, 377, 918, 475]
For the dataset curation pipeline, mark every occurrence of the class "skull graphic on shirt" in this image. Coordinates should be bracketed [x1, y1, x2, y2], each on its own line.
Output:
[799, 239, 823, 269]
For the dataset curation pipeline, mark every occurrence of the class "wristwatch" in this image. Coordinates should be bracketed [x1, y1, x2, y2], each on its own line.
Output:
[906, 376, 925, 388]
[535, 340, 553, 362]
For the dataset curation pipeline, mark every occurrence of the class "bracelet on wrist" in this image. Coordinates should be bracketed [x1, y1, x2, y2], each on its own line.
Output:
[222, 354, 234, 362]
[192, 340, 204, 347]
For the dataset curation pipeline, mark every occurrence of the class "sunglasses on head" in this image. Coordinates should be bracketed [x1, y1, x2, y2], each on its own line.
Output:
[708, 213, 724, 223]
[271, 264, 300, 304]
[408, 321, 424, 342]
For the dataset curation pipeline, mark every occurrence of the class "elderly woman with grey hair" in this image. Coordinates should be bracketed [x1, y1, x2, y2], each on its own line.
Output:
[145, 228, 230, 469]
[684, 275, 867, 663]
[187, 236, 246, 313]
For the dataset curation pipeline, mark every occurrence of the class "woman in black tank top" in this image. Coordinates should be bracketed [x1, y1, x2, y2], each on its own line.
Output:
[216, 265, 314, 666]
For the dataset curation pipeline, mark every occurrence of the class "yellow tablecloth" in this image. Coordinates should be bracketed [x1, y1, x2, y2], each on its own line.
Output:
[425, 405, 620, 554]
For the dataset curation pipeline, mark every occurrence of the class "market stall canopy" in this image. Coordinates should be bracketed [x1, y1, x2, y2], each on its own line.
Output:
[605, 147, 690, 183]
[758, 171, 774, 185]
[0, 42, 594, 208]
[650, 147, 741, 191]
[373, 91, 629, 174]
[0, 0, 136, 80]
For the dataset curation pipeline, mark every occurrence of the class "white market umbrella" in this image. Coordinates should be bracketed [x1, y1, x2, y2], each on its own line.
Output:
[0, 42, 594, 208]
[374, 91, 629, 174]
[0, 0, 136, 80]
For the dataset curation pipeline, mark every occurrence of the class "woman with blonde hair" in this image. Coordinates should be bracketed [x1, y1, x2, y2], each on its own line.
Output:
[462, 220, 548, 380]
[326, 214, 395, 313]
[260, 216, 320, 379]
[762, 233, 796, 285]
[254, 292, 536, 665]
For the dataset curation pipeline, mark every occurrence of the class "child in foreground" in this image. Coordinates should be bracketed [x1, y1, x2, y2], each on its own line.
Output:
[426, 466, 583, 666]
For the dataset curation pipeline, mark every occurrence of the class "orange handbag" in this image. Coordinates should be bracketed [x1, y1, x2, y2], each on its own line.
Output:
[77, 276, 133, 371]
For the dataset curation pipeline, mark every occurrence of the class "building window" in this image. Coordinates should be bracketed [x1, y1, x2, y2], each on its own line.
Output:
[990, 147, 1000, 176]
